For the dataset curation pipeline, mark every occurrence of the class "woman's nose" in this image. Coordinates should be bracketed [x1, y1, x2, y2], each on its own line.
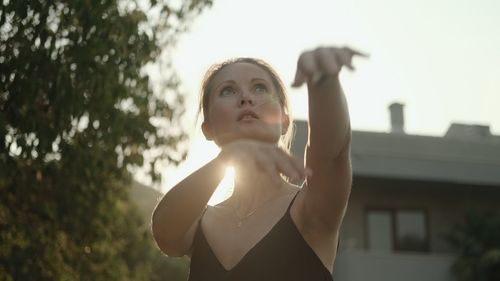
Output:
[239, 91, 254, 106]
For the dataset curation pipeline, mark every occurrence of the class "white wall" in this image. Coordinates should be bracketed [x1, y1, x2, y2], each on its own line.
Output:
[333, 250, 455, 281]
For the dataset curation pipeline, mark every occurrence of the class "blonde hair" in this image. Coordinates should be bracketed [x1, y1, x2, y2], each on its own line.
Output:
[197, 58, 294, 153]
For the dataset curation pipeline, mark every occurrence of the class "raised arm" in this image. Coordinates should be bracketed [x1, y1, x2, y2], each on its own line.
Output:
[292, 46, 367, 231]
[151, 157, 226, 256]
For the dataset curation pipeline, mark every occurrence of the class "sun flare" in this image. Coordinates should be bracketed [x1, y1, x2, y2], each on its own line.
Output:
[208, 166, 235, 206]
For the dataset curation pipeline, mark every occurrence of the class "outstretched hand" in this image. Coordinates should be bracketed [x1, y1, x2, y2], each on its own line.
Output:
[218, 139, 312, 185]
[291, 46, 368, 87]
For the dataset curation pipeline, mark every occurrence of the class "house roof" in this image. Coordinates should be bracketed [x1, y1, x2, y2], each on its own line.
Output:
[291, 120, 500, 186]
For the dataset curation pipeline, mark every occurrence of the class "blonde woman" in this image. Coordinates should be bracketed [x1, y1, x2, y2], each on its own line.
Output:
[152, 46, 366, 280]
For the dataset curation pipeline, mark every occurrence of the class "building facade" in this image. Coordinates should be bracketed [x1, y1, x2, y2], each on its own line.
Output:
[291, 104, 500, 281]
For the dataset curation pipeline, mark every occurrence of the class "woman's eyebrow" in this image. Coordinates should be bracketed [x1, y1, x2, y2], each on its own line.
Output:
[213, 79, 236, 91]
[213, 77, 269, 92]
[250, 77, 269, 83]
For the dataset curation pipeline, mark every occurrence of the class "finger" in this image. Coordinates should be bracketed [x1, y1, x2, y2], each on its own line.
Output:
[274, 148, 307, 181]
[254, 153, 283, 184]
[291, 67, 307, 88]
[292, 51, 319, 87]
[260, 150, 294, 179]
[258, 147, 299, 181]
[336, 46, 370, 72]
[316, 47, 341, 76]
[344, 47, 370, 70]
[346, 47, 370, 58]
[336, 47, 355, 71]
[278, 148, 309, 179]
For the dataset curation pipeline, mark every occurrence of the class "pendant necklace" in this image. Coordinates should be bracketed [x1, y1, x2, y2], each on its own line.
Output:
[230, 195, 280, 227]
[233, 208, 258, 227]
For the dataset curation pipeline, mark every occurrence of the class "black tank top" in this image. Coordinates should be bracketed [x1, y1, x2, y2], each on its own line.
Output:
[188, 191, 334, 281]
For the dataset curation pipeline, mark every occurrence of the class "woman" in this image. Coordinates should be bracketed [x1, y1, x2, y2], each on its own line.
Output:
[152, 46, 366, 280]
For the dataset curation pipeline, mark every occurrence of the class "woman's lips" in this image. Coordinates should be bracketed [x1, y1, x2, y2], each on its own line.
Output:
[237, 110, 259, 121]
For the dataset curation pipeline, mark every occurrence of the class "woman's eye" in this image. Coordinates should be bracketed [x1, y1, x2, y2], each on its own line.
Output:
[254, 84, 268, 94]
[220, 87, 236, 96]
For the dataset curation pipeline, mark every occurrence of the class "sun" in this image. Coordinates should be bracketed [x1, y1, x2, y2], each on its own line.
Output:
[162, 132, 235, 206]
[208, 166, 235, 206]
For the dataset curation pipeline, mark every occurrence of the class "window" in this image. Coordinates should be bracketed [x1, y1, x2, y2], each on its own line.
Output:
[367, 210, 392, 252]
[366, 208, 429, 253]
[395, 210, 427, 252]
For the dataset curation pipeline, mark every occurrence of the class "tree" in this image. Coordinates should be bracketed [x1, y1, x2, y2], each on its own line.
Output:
[0, 0, 211, 280]
[447, 209, 500, 281]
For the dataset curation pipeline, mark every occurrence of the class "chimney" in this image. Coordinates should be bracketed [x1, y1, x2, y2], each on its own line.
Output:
[389, 102, 405, 134]
[445, 123, 492, 139]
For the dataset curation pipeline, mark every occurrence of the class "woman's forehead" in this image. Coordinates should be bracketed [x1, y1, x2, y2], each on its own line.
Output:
[211, 62, 274, 85]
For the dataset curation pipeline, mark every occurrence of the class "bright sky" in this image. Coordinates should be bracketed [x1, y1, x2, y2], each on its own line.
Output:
[159, 0, 500, 201]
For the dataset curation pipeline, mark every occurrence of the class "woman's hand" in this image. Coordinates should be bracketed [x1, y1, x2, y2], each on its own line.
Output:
[217, 139, 311, 184]
[291, 46, 368, 87]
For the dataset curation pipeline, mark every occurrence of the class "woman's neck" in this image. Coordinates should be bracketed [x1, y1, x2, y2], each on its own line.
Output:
[229, 171, 286, 215]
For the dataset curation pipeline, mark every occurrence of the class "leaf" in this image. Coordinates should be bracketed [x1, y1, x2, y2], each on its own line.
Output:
[0, 0, 213, 280]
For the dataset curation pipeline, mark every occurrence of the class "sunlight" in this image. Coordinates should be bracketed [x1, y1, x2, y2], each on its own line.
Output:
[208, 166, 234, 206]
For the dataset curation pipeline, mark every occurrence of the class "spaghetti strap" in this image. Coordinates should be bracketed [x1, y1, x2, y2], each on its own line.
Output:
[189, 189, 334, 281]
[286, 190, 301, 212]
[197, 205, 209, 226]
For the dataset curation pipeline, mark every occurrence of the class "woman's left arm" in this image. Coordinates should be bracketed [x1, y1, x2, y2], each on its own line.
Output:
[292, 46, 367, 231]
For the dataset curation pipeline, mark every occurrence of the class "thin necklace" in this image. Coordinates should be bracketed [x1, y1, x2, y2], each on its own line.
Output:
[230, 194, 281, 227]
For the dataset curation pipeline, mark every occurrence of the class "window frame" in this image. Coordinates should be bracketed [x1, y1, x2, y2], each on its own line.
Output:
[364, 207, 430, 253]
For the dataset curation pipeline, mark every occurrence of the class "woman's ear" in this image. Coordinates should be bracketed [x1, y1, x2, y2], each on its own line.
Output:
[281, 114, 290, 135]
[202, 121, 213, 140]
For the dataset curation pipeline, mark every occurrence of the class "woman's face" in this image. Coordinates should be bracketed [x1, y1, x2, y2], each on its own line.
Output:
[202, 62, 288, 146]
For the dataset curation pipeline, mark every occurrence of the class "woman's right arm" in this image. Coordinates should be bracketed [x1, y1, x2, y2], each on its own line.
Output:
[152, 139, 309, 256]
[151, 156, 226, 256]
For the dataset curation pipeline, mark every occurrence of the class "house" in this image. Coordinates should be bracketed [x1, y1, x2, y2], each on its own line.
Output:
[290, 103, 500, 281]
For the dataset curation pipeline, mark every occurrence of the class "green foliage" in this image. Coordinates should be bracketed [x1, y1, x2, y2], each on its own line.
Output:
[447, 209, 500, 281]
[0, 0, 211, 280]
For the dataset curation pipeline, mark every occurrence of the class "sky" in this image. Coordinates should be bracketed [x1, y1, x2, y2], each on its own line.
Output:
[157, 0, 500, 199]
